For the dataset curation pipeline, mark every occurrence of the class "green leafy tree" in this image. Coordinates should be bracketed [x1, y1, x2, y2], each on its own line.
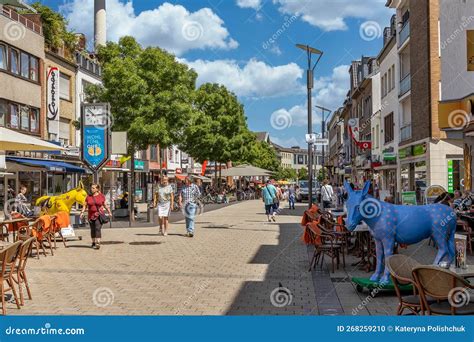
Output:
[298, 167, 308, 180]
[275, 167, 297, 181]
[88, 36, 197, 151]
[181, 83, 250, 180]
[239, 139, 279, 172]
[30, 2, 77, 52]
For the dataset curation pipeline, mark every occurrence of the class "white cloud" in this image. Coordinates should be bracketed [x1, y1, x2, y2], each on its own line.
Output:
[61, 0, 238, 55]
[273, 0, 392, 31]
[180, 58, 304, 98]
[270, 65, 349, 127]
[236, 0, 262, 10]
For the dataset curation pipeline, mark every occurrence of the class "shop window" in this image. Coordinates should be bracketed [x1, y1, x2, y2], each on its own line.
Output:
[20, 52, 29, 78]
[59, 73, 71, 100]
[384, 112, 394, 143]
[0, 44, 6, 70]
[30, 108, 39, 133]
[30, 57, 38, 81]
[468, 30, 474, 71]
[20, 106, 29, 131]
[9, 103, 19, 129]
[0, 100, 6, 126]
[10, 48, 19, 75]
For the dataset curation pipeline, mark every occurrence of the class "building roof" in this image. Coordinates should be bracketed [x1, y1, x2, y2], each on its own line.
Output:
[254, 131, 270, 143]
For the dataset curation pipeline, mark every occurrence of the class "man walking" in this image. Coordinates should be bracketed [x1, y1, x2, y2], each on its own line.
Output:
[179, 177, 201, 237]
[288, 185, 296, 210]
[321, 179, 334, 209]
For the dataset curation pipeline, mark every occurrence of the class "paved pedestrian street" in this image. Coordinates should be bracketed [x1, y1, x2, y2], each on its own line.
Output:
[9, 200, 469, 316]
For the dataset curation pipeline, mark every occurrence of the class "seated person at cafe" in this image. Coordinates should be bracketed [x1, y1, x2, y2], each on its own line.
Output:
[119, 193, 138, 217]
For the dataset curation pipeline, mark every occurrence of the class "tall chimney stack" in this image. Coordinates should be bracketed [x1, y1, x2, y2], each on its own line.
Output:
[94, 0, 106, 50]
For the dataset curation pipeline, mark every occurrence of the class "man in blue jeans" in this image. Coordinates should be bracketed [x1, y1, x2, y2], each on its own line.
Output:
[179, 177, 201, 237]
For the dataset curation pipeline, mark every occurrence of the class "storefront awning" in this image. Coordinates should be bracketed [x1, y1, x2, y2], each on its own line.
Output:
[6, 157, 86, 173]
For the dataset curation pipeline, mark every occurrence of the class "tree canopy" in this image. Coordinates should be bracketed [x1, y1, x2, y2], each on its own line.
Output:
[89, 36, 197, 151]
[180, 83, 250, 164]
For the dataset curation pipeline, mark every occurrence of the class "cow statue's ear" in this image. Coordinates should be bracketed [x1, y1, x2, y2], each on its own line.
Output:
[344, 181, 353, 195]
[362, 180, 371, 197]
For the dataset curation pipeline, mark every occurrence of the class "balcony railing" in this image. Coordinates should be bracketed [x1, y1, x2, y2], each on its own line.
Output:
[399, 74, 411, 96]
[0, 5, 42, 36]
[400, 124, 412, 142]
[398, 21, 410, 48]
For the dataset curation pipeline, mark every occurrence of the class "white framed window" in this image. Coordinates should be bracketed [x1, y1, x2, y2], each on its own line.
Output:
[59, 73, 71, 100]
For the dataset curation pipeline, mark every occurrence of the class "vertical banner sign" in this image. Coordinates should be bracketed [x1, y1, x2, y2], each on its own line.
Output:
[81, 103, 110, 172]
[447, 160, 454, 193]
[47, 67, 60, 141]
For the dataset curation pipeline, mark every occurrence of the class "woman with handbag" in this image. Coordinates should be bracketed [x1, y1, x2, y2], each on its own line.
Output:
[80, 183, 112, 250]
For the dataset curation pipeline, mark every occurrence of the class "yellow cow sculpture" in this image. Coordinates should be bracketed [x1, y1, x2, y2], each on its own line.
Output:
[36, 181, 88, 215]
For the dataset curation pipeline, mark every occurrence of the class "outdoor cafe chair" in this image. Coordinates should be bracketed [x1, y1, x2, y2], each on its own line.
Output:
[305, 221, 342, 273]
[318, 215, 346, 268]
[30, 216, 54, 258]
[12, 237, 35, 306]
[0, 241, 22, 315]
[413, 266, 474, 315]
[386, 255, 435, 315]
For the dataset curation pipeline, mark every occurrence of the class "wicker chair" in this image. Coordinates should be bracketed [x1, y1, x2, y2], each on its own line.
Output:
[306, 221, 342, 273]
[12, 237, 35, 306]
[0, 241, 22, 315]
[386, 255, 434, 315]
[413, 266, 474, 315]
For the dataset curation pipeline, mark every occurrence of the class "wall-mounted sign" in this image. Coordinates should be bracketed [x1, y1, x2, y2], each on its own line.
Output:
[413, 143, 426, 156]
[401, 191, 417, 205]
[383, 152, 396, 161]
[81, 103, 110, 172]
[135, 160, 145, 170]
[399, 146, 412, 159]
[47, 67, 60, 140]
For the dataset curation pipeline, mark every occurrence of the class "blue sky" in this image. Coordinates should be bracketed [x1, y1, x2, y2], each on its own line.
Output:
[37, 0, 393, 147]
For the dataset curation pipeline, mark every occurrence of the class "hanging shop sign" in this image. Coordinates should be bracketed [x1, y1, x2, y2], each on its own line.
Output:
[47, 67, 60, 140]
[447, 160, 454, 193]
[81, 103, 111, 172]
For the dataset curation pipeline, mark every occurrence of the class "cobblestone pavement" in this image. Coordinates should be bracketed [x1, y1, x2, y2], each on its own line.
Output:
[7, 200, 466, 316]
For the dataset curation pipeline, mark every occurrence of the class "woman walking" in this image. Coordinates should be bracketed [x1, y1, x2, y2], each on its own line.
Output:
[80, 183, 112, 250]
[262, 180, 278, 222]
[154, 176, 174, 236]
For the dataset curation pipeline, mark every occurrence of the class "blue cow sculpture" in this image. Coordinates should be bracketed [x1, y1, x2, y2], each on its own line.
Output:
[344, 181, 456, 284]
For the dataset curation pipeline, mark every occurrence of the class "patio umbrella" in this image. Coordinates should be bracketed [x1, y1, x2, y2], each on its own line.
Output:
[220, 164, 272, 177]
[0, 127, 65, 152]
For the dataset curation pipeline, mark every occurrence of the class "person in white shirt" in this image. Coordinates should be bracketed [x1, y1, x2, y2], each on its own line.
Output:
[321, 179, 334, 209]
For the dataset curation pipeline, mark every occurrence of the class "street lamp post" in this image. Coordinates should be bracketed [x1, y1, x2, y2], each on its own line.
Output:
[315, 105, 332, 182]
[296, 44, 323, 208]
